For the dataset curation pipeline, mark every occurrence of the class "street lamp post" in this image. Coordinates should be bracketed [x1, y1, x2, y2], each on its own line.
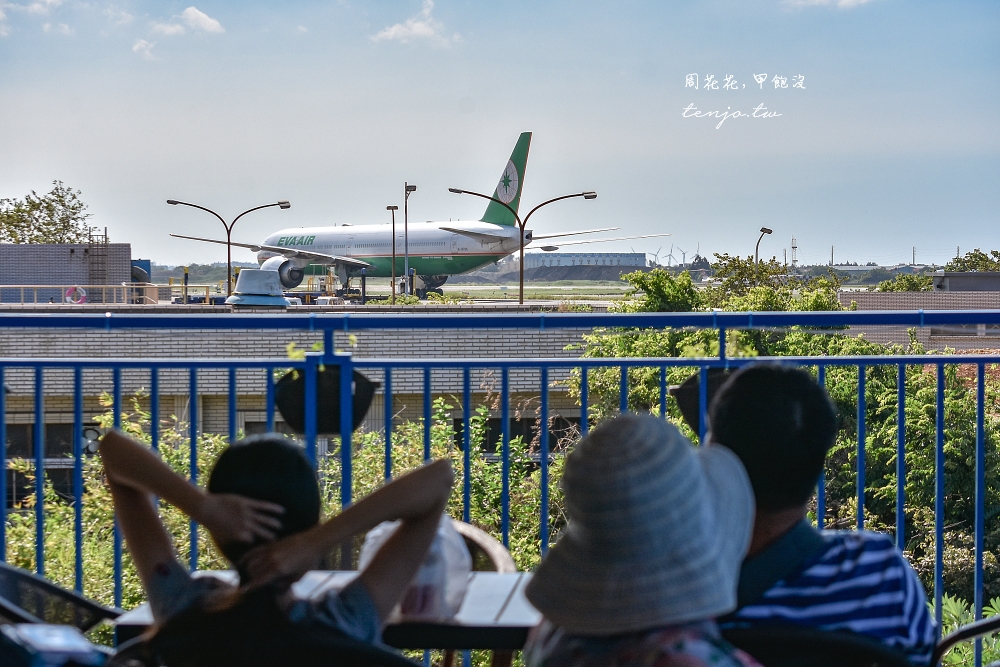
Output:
[755, 227, 773, 265]
[387, 205, 398, 304]
[448, 188, 597, 304]
[166, 199, 291, 295]
[404, 183, 416, 295]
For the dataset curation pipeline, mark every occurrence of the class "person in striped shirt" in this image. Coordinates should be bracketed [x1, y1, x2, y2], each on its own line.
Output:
[708, 364, 937, 665]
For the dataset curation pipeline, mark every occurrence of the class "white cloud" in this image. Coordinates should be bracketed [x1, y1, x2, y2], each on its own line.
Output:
[372, 0, 456, 46]
[104, 7, 133, 26]
[0, 8, 8, 38]
[132, 38, 155, 59]
[784, 0, 878, 7]
[152, 22, 185, 35]
[22, 0, 61, 15]
[297, 25, 307, 33]
[181, 6, 223, 33]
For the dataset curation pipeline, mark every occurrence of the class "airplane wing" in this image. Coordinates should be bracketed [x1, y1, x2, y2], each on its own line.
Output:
[532, 232, 671, 251]
[439, 227, 506, 243]
[530, 227, 618, 241]
[170, 234, 372, 268]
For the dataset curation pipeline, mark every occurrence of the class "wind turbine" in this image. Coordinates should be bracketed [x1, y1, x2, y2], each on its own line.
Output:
[648, 246, 664, 266]
[665, 244, 677, 267]
[676, 247, 687, 266]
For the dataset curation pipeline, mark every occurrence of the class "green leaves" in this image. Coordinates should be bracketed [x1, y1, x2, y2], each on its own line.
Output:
[0, 181, 93, 244]
[946, 249, 1000, 273]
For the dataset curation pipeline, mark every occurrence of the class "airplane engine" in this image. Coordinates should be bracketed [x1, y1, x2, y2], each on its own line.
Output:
[260, 256, 305, 289]
[418, 275, 449, 290]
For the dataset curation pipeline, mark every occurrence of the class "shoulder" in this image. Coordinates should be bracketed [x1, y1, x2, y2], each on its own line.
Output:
[525, 621, 762, 667]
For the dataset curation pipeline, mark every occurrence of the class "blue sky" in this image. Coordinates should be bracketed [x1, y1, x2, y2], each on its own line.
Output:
[1, 0, 997, 266]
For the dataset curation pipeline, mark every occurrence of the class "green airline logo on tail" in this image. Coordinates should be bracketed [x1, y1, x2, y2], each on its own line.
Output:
[480, 132, 531, 227]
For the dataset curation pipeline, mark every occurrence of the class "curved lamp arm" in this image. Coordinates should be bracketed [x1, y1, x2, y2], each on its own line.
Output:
[232, 201, 290, 228]
[166, 200, 226, 227]
[523, 192, 597, 225]
[447, 189, 523, 228]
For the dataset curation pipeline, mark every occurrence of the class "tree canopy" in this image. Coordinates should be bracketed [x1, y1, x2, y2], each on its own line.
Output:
[946, 249, 1000, 272]
[0, 181, 93, 244]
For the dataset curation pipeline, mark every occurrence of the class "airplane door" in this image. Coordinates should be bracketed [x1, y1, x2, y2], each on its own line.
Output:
[450, 234, 458, 256]
[346, 236, 354, 256]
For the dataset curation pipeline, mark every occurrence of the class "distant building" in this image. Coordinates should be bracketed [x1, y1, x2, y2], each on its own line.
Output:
[0, 242, 132, 303]
[932, 271, 1000, 291]
[524, 252, 647, 269]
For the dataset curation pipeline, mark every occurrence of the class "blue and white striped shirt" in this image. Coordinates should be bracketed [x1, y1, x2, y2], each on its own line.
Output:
[726, 530, 936, 665]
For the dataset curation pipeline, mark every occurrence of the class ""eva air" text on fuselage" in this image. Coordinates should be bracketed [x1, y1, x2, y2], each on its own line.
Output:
[277, 236, 316, 246]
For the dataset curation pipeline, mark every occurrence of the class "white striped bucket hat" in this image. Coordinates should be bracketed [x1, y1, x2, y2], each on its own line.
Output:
[526, 414, 754, 636]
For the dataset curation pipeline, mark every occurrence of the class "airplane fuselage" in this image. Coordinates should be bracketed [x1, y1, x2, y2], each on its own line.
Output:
[257, 221, 533, 278]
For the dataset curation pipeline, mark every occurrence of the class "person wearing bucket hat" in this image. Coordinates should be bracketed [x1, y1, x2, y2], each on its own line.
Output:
[523, 415, 762, 667]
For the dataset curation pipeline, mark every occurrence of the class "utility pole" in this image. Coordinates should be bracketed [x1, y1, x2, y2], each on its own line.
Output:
[791, 237, 798, 267]
[387, 205, 398, 304]
[404, 183, 416, 295]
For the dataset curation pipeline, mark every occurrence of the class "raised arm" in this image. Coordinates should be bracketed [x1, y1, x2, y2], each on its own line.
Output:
[243, 459, 454, 620]
[99, 431, 283, 588]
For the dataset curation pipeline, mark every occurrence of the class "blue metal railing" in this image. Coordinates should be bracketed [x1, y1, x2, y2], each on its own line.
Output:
[0, 310, 997, 661]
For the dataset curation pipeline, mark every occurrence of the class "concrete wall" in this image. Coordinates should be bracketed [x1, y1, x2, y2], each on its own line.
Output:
[837, 291, 1000, 349]
[0, 244, 131, 286]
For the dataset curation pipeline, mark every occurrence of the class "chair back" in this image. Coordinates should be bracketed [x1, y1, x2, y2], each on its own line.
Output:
[451, 521, 516, 573]
[721, 626, 911, 667]
[0, 561, 120, 631]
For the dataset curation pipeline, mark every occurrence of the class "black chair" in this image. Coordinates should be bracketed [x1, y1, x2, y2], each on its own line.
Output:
[723, 616, 1000, 667]
[0, 561, 121, 632]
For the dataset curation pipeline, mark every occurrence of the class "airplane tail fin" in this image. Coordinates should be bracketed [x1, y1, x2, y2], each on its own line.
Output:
[480, 132, 531, 227]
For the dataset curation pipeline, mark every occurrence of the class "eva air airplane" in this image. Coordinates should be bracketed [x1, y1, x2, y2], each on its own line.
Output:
[172, 132, 666, 293]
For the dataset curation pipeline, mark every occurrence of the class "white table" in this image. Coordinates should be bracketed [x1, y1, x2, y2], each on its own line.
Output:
[114, 571, 540, 650]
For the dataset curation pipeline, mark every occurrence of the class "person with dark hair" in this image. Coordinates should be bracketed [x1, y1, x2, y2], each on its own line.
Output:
[708, 364, 936, 665]
[99, 431, 453, 659]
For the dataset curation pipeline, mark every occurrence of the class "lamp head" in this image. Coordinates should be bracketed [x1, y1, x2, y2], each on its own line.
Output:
[760, 227, 773, 235]
[406, 185, 417, 193]
[166, 200, 179, 205]
[278, 201, 291, 209]
[583, 192, 598, 200]
[387, 205, 398, 211]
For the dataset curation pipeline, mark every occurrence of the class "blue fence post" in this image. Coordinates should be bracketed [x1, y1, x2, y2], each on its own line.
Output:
[188, 368, 198, 574]
[73, 367, 83, 593]
[935, 363, 945, 634]
[304, 354, 319, 465]
[338, 352, 354, 570]
[34, 367, 44, 576]
[384, 368, 393, 481]
[462, 368, 472, 523]
[857, 364, 866, 531]
[114, 368, 123, 604]
[228, 367, 237, 443]
[501, 367, 511, 548]
[151, 368, 160, 452]
[338, 352, 354, 509]
[619, 364, 628, 414]
[659, 366, 667, 420]
[423, 367, 432, 462]
[0, 366, 5, 562]
[265, 368, 275, 432]
[896, 364, 906, 551]
[540, 366, 550, 557]
[817, 365, 826, 529]
[580, 366, 589, 437]
[698, 365, 708, 444]
[976, 362, 986, 667]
